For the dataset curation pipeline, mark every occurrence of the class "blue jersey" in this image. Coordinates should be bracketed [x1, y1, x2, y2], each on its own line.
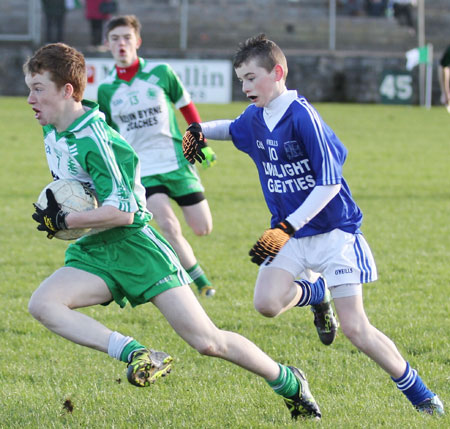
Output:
[229, 90, 362, 238]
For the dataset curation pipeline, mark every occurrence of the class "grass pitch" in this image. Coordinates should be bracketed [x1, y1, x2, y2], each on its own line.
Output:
[0, 97, 449, 428]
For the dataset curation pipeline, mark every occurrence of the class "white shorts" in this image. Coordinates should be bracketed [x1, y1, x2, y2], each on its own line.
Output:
[262, 229, 377, 288]
[288, 270, 363, 298]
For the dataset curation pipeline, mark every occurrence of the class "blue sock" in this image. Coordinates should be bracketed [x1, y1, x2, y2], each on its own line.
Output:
[295, 277, 325, 307]
[391, 362, 434, 405]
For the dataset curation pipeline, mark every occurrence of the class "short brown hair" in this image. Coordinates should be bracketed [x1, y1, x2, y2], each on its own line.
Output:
[23, 43, 86, 102]
[105, 15, 141, 39]
[233, 34, 288, 79]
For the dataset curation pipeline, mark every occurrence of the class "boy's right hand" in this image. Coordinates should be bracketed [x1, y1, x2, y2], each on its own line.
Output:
[32, 188, 68, 239]
[183, 122, 207, 164]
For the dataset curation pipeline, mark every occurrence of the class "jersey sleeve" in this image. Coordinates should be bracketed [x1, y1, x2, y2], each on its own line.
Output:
[97, 84, 115, 129]
[229, 106, 255, 154]
[179, 101, 201, 124]
[294, 100, 345, 186]
[153, 63, 191, 109]
[75, 133, 139, 213]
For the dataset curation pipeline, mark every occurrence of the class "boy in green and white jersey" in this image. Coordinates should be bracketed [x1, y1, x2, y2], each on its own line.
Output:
[41, 98, 148, 227]
[24, 42, 322, 421]
[98, 15, 216, 297]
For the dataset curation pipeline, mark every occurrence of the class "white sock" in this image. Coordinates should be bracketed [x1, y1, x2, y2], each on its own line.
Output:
[107, 331, 133, 361]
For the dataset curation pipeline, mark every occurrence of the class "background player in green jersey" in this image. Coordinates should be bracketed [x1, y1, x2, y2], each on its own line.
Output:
[98, 15, 216, 297]
[23, 42, 322, 421]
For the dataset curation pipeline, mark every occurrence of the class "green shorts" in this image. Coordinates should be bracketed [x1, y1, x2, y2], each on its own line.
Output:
[141, 164, 204, 199]
[65, 225, 191, 308]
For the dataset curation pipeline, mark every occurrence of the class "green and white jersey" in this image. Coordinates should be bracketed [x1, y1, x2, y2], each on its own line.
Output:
[97, 58, 191, 176]
[42, 99, 151, 230]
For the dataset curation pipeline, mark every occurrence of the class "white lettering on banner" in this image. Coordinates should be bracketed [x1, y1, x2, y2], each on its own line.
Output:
[85, 58, 232, 104]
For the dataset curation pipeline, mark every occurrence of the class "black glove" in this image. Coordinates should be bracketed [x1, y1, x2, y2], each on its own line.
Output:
[182, 122, 207, 164]
[249, 220, 295, 265]
[32, 188, 68, 239]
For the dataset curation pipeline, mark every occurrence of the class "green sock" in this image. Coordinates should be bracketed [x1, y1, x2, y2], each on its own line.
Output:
[266, 364, 299, 398]
[187, 263, 211, 290]
[119, 339, 146, 363]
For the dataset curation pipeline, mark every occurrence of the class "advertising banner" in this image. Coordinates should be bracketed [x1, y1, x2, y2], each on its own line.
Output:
[85, 58, 232, 104]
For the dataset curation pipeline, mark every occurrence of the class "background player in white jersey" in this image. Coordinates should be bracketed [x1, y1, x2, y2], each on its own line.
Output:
[182, 34, 444, 417]
[23, 42, 323, 421]
[98, 15, 216, 297]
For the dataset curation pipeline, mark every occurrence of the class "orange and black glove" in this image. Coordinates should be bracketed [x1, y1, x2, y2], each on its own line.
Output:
[183, 122, 207, 164]
[183, 122, 217, 168]
[249, 220, 295, 265]
[32, 188, 68, 239]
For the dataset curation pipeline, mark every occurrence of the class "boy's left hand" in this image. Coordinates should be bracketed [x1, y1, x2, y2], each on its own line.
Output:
[249, 221, 295, 265]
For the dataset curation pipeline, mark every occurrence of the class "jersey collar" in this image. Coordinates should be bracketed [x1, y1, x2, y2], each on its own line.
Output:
[115, 57, 140, 82]
[67, 99, 103, 133]
[113, 57, 144, 83]
[263, 89, 298, 132]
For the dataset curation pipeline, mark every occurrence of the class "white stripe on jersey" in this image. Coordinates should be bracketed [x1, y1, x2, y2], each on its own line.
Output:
[141, 225, 191, 286]
[90, 121, 136, 212]
[142, 61, 160, 73]
[298, 98, 337, 185]
[71, 107, 98, 133]
[68, 144, 78, 157]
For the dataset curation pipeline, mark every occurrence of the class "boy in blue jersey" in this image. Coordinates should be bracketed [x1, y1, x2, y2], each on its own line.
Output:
[23, 42, 323, 421]
[182, 34, 444, 417]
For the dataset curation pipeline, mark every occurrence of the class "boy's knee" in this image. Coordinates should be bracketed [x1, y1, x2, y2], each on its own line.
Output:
[159, 218, 181, 238]
[340, 321, 360, 340]
[28, 292, 47, 321]
[340, 318, 371, 346]
[192, 224, 212, 236]
[28, 287, 61, 323]
[189, 329, 228, 357]
[253, 298, 279, 318]
[192, 338, 222, 357]
[195, 342, 217, 357]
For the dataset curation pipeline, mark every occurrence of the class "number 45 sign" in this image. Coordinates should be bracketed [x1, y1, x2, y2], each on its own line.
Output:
[379, 71, 413, 104]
